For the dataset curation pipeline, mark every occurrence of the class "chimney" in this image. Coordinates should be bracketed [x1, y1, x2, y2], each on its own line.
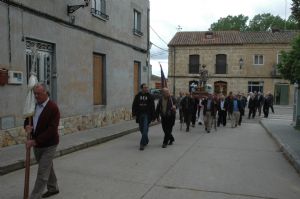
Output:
[205, 31, 214, 39]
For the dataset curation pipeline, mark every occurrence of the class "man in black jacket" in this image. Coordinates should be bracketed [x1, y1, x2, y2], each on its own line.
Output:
[132, 83, 155, 150]
[156, 88, 177, 148]
[180, 92, 195, 132]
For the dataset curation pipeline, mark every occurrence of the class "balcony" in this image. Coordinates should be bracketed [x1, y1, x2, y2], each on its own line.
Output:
[133, 28, 143, 37]
[91, 8, 109, 21]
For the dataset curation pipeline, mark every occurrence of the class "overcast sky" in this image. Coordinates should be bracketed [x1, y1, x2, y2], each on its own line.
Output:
[149, 0, 293, 76]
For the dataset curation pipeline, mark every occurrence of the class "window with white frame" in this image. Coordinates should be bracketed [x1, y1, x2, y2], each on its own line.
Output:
[248, 81, 264, 93]
[91, 0, 109, 20]
[253, 54, 264, 65]
[277, 53, 282, 64]
[133, 10, 143, 36]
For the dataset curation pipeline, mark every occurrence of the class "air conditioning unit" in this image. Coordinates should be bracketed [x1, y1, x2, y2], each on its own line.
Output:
[8, 71, 23, 84]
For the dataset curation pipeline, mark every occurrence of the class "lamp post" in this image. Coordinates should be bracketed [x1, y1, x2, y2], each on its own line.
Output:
[67, 0, 90, 15]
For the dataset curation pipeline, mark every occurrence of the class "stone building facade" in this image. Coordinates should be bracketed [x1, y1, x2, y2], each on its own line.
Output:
[0, 0, 150, 147]
[168, 31, 299, 104]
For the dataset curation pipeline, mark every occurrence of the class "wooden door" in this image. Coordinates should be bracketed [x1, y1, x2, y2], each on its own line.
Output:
[93, 54, 103, 105]
[134, 62, 139, 95]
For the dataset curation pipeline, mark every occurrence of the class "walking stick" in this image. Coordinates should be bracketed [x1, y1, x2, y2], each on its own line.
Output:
[23, 118, 31, 199]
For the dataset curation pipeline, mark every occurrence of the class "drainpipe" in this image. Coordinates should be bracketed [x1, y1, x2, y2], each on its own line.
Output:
[7, 4, 12, 65]
[173, 46, 176, 95]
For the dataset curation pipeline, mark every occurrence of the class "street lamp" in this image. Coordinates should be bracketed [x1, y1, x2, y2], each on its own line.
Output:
[67, 0, 90, 15]
[239, 58, 244, 69]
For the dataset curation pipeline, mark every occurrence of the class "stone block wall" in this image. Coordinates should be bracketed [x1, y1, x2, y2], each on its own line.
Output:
[0, 107, 132, 148]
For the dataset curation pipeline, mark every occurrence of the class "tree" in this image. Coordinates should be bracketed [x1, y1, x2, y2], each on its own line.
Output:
[277, 35, 300, 83]
[248, 13, 286, 31]
[291, 0, 300, 27]
[209, 13, 299, 32]
[209, 14, 249, 31]
[286, 16, 299, 30]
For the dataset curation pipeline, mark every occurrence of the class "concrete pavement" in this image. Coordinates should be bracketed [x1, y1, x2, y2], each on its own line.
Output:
[1, 105, 300, 199]
[0, 120, 141, 175]
[0, 105, 300, 176]
[260, 105, 300, 173]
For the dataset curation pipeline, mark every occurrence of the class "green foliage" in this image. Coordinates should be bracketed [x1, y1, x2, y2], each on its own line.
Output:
[248, 13, 286, 31]
[291, 0, 300, 27]
[209, 13, 299, 31]
[209, 15, 249, 31]
[277, 35, 300, 83]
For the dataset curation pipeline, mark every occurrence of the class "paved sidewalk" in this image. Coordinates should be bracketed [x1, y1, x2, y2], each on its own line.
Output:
[261, 118, 300, 173]
[0, 120, 145, 175]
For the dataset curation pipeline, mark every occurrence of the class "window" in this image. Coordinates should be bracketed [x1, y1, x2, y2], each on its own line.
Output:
[215, 54, 227, 74]
[91, 0, 109, 20]
[254, 54, 264, 65]
[248, 81, 264, 93]
[133, 10, 143, 36]
[189, 55, 200, 74]
[277, 54, 282, 64]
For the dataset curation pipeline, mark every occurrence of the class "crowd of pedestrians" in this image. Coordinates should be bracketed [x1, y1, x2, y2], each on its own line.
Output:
[177, 90, 274, 133]
[132, 83, 275, 151]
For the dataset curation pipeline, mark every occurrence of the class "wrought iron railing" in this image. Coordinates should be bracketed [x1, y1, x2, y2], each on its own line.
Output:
[91, 8, 109, 20]
[133, 28, 143, 36]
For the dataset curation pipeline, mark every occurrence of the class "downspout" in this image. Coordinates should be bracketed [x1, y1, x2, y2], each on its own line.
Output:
[7, 4, 12, 65]
[147, 7, 150, 86]
[173, 46, 176, 95]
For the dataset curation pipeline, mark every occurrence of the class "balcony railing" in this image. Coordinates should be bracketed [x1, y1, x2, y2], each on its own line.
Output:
[91, 8, 109, 21]
[133, 28, 143, 37]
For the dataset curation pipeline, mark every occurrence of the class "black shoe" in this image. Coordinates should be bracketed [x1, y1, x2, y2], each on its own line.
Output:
[207, 130, 210, 133]
[186, 127, 189, 132]
[198, 122, 202, 125]
[168, 140, 174, 145]
[162, 144, 167, 148]
[42, 190, 59, 198]
[139, 145, 144, 151]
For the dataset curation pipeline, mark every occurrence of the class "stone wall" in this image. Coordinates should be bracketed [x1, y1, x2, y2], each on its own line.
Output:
[168, 44, 293, 103]
[0, 108, 132, 148]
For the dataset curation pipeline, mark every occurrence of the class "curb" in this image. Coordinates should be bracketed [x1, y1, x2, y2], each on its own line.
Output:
[0, 121, 160, 175]
[260, 120, 300, 174]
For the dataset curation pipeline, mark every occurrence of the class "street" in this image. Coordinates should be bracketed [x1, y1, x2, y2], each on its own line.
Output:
[1, 108, 300, 199]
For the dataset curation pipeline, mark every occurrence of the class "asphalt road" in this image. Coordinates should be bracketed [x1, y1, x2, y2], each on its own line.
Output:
[1, 112, 300, 199]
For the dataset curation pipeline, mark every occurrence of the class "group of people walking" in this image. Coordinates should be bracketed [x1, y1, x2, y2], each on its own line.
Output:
[132, 83, 275, 151]
[132, 83, 177, 150]
[178, 91, 247, 133]
[178, 90, 275, 133]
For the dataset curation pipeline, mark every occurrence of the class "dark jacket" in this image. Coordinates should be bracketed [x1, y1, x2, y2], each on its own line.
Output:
[132, 92, 155, 123]
[24, 100, 60, 148]
[227, 98, 242, 114]
[156, 96, 176, 118]
[180, 96, 195, 114]
[248, 97, 257, 109]
[202, 98, 216, 116]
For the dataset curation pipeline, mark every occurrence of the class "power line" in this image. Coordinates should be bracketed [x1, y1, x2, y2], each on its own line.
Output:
[151, 42, 168, 51]
[150, 26, 169, 45]
[150, 53, 167, 58]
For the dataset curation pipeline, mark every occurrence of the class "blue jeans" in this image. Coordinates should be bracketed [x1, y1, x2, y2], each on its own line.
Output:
[139, 113, 149, 146]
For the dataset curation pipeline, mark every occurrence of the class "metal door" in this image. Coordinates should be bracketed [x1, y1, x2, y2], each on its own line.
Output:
[25, 40, 57, 102]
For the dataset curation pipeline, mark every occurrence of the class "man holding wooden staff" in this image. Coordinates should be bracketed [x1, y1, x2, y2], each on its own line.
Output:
[24, 83, 60, 199]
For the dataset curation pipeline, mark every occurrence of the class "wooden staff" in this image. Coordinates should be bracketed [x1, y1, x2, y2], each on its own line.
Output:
[23, 118, 32, 199]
